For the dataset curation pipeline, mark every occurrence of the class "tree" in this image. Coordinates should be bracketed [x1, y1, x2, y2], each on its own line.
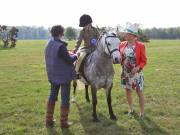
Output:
[64, 27, 77, 40]
[138, 29, 150, 42]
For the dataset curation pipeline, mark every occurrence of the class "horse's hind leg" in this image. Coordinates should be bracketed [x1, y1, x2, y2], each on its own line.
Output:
[85, 85, 90, 102]
[72, 79, 77, 103]
[91, 86, 99, 122]
[106, 84, 117, 121]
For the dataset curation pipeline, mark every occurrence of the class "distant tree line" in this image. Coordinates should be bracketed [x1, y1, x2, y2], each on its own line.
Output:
[1, 25, 180, 40]
[143, 27, 180, 39]
[16, 26, 50, 39]
[16, 26, 78, 40]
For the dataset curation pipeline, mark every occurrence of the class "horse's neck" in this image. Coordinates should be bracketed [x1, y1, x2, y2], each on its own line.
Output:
[86, 43, 114, 75]
[92, 42, 112, 63]
[84, 39, 114, 80]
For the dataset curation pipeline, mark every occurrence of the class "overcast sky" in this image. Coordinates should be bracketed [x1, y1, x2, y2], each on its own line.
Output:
[0, 0, 180, 28]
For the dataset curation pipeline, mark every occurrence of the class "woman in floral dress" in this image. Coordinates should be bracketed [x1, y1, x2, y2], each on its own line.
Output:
[119, 24, 147, 118]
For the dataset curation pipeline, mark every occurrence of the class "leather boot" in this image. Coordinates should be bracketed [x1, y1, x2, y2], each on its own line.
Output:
[60, 105, 73, 128]
[46, 101, 56, 127]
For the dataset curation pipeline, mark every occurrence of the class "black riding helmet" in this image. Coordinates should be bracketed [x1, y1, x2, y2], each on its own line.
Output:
[79, 14, 92, 27]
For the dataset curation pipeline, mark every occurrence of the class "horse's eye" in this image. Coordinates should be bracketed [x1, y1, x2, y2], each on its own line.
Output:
[107, 43, 111, 46]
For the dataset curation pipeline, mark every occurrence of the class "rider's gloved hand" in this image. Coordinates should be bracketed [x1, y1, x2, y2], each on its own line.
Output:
[76, 52, 80, 57]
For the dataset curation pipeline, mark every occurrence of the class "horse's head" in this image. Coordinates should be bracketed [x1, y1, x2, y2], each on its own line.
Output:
[99, 32, 121, 63]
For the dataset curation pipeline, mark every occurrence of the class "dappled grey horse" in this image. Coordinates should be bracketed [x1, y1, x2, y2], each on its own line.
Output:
[73, 32, 121, 121]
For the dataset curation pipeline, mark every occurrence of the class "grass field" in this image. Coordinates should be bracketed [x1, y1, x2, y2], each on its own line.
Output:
[0, 40, 180, 135]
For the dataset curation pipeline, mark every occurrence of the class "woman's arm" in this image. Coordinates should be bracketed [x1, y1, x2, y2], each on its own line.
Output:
[58, 45, 77, 64]
[139, 44, 147, 69]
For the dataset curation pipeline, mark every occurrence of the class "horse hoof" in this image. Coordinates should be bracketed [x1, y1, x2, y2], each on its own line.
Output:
[71, 96, 76, 103]
[110, 115, 117, 121]
[86, 99, 90, 103]
[93, 118, 100, 122]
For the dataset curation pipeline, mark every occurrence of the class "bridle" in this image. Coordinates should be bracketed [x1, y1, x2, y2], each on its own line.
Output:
[104, 34, 120, 56]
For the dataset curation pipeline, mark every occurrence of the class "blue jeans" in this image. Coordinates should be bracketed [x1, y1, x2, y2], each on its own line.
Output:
[48, 82, 70, 106]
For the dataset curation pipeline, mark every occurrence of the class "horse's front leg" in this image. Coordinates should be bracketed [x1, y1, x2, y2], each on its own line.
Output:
[106, 83, 117, 121]
[91, 85, 99, 122]
[85, 85, 90, 102]
[72, 79, 77, 103]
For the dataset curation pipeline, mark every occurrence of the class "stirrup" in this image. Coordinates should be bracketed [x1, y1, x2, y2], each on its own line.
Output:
[46, 119, 56, 127]
[61, 121, 73, 128]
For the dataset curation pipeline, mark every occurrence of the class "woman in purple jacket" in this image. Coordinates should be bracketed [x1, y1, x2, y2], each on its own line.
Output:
[45, 25, 77, 128]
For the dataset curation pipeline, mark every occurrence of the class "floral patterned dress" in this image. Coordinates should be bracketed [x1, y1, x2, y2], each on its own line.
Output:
[121, 44, 144, 91]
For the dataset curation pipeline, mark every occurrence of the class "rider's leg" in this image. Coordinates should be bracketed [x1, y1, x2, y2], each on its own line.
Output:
[75, 51, 87, 76]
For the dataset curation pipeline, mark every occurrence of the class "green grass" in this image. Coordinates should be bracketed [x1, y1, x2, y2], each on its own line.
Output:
[0, 40, 180, 135]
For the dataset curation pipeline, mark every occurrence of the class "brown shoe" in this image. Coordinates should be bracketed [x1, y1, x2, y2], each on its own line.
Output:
[46, 101, 56, 127]
[60, 105, 73, 128]
[61, 121, 73, 128]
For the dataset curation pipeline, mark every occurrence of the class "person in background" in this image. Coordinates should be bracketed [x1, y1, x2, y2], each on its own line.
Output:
[9, 26, 18, 48]
[119, 23, 147, 118]
[45, 25, 77, 128]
